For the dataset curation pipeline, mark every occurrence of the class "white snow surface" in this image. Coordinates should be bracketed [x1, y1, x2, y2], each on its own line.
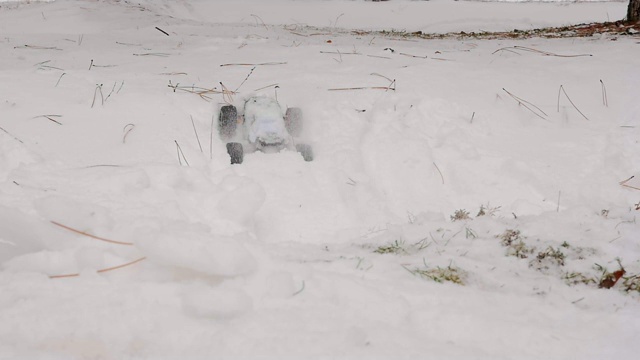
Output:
[1, 0, 639, 359]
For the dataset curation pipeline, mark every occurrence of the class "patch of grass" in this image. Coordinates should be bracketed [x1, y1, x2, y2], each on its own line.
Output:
[498, 229, 534, 259]
[373, 239, 407, 255]
[536, 247, 566, 267]
[405, 263, 466, 285]
[564, 271, 597, 286]
[476, 204, 501, 217]
[450, 209, 471, 222]
[499, 229, 521, 246]
[622, 274, 640, 293]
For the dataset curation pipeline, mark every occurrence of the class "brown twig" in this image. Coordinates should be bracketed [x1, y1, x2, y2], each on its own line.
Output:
[49, 257, 146, 279]
[50, 220, 134, 246]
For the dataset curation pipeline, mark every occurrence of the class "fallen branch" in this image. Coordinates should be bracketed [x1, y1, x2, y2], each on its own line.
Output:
[50, 220, 134, 246]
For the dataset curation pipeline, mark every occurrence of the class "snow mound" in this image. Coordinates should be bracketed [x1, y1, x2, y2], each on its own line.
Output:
[134, 221, 257, 277]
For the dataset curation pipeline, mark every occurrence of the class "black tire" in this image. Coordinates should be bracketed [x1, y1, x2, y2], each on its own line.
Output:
[295, 143, 313, 162]
[219, 105, 238, 139]
[285, 107, 303, 137]
[226, 142, 244, 164]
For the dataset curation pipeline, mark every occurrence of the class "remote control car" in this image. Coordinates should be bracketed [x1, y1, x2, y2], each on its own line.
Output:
[218, 96, 313, 164]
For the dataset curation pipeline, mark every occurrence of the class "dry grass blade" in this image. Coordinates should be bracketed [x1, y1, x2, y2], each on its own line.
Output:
[493, 46, 592, 57]
[254, 83, 279, 92]
[175, 140, 190, 166]
[219, 62, 287, 67]
[50, 220, 134, 246]
[190, 115, 203, 153]
[34, 115, 63, 125]
[399, 52, 428, 59]
[168, 81, 221, 101]
[220, 82, 235, 104]
[49, 257, 146, 279]
[122, 123, 135, 143]
[133, 53, 170, 57]
[433, 162, 445, 184]
[557, 85, 589, 121]
[92, 84, 104, 108]
[0, 126, 24, 144]
[502, 88, 548, 120]
[15, 44, 62, 50]
[235, 66, 256, 92]
[620, 176, 640, 191]
[250, 14, 268, 31]
[55, 72, 66, 87]
[600, 79, 608, 107]
[329, 86, 395, 91]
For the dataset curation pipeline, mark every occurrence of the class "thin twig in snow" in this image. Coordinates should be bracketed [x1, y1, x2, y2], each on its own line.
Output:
[175, 140, 190, 166]
[220, 82, 235, 104]
[92, 84, 104, 108]
[293, 281, 306, 296]
[219, 62, 287, 67]
[34, 115, 63, 125]
[122, 124, 135, 143]
[50, 220, 134, 246]
[253, 83, 279, 92]
[55, 72, 66, 87]
[600, 79, 608, 107]
[210, 114, 215, 160]
[557, 85, 589, 121]
[433, 162, 445, 184]
[155, 26, 169, 36]
[49, 257, 146, 279]
[235, 66, 256, 92]
[492, 46, 592, 58]
[133, 53, 170, 57]
[620, 176, 640, 191]
[190, 115, 203, 153]
[502, 88, 548, 120]
[0, 126, 24, 144]
[250, 14, 268, 31]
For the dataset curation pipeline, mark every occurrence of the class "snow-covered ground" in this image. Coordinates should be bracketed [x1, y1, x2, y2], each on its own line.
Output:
[1, 0, 639, 359]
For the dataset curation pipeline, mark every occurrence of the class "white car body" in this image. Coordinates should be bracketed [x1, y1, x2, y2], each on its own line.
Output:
[243, 96, 289, 148]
